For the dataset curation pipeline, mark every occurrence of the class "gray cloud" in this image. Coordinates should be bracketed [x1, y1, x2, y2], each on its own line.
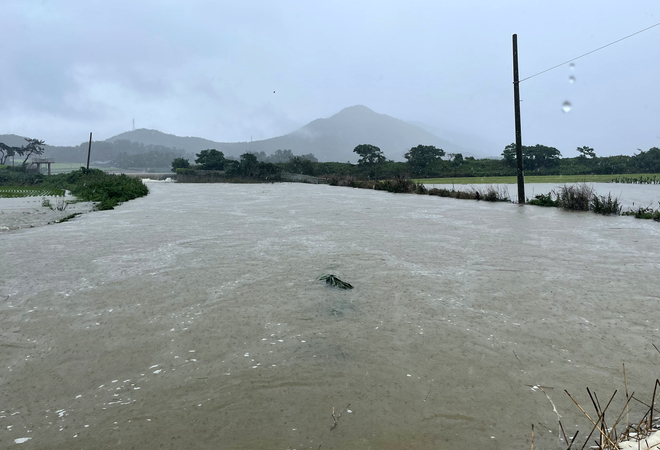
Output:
[1, 0, 658, 156]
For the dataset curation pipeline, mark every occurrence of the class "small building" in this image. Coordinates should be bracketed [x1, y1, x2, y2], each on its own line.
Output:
[28, 158, 55, 175]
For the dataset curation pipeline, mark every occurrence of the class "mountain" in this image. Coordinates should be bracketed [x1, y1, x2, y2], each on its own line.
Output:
[104, 106, 479, 162]
[407, 121, 500, 158]
[106, 129, 220, 153]
[0, 134, 31, 148]
[1, 106, 490, 165]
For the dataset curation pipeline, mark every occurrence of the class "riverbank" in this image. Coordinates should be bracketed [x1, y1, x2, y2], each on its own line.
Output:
[0, 195, 96, 232]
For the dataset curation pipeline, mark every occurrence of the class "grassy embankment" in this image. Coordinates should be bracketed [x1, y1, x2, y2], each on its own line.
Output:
[415, 173, 660, 185]
[0, 167, 148, 210]
[332, 174, 659, 222]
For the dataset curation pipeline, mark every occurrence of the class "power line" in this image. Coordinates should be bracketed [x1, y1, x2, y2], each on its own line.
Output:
[519, 20, 660, 83]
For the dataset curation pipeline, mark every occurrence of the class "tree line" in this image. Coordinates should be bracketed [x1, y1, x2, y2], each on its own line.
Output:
[350, 143, 660, 179]
[172, 148, 321, 180]
[172, 143, 660, 181]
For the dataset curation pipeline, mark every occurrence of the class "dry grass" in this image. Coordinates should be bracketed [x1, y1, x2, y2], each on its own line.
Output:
[542, 363, 660, 450]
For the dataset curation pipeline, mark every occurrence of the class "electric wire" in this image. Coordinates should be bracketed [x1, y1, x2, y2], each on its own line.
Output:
[518, 21, 660, 83]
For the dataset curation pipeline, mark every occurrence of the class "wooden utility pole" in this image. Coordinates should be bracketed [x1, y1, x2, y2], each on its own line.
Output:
[512, 34, 525, 204]
[86, 132, 92, 171]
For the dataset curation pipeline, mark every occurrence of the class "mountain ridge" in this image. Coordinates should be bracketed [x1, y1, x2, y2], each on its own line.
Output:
[1, 106, 488, 164]
[105, 105, 482, 162]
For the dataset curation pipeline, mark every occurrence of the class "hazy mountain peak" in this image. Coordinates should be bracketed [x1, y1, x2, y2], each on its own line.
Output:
[91, 105, 483, 162]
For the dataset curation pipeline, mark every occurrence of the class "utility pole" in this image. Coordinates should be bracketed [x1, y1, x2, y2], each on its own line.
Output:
[86, 132, 92, 171]
[512, 34, 525, 204]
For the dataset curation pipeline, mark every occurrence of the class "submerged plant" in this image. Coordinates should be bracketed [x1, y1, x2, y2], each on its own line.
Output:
[558, 183, 593, 211]
[591, 193, 622, 215]
[317, 274, 354, 290]
[622, 203, 660, 221]
[528, 192, 560, 207]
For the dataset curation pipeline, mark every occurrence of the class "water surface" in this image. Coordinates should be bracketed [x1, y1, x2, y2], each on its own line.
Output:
[2, 183, 659, 449]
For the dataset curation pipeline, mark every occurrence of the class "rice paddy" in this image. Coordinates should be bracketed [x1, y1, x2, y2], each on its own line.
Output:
[0, 186, 65, 198]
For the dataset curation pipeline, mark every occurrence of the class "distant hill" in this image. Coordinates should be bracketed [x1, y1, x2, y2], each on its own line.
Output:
[407, 121, 500, 158]
[0, 134, 31, 148]
[106, 129, 216, 153]
[103, 106, 480, 162]
[1, 106, 491, 165]
[264, 105, 477, 162]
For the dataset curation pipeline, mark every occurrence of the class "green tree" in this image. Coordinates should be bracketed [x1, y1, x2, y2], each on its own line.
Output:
[577, 146, 596, 159]
[171, 157, 190, 172]
[195, 149, 226, 170]
[502, 143, 517, 168]
[353, 144, 386, 178]
[501, 143, 561, 171]
[256, 161, 281, 180]
[634, 147, 660, 172]
[353, 144, 386, 166]
[287, 156, 315, 175]
[20, 138, 46, 166]
[0, 143, 22, 165]
[239, 152, 259, 177]
[526, 144, 561, 171]
[404, 145, 445, 176]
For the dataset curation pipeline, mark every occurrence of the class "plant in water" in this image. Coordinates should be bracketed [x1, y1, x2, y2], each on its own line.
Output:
[528, 192, 560, 207]
[558, 183, 593, 211]
[317, 274, 354, 290]
[622, 203, 660, 221]
[591, 193, 622, 215]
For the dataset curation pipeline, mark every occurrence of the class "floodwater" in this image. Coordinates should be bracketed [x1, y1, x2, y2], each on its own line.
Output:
[2, 182, 660, 449]
[425, 182, 660, 209]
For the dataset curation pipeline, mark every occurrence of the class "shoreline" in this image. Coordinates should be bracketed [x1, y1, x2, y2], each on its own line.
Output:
[0, 195, 96, 233]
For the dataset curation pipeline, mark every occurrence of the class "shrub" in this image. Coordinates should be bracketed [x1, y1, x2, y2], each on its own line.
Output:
[528, 192, 560, 207]
[477, 186, 510, 202]
[558, 183, 593, 211]
[590, 193, 622, 215]
[374, 177, 426, 194]
[622, 204, 660, 221]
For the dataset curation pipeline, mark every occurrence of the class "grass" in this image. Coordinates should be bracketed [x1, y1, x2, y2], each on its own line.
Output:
[557, 183, 594, 211]
[52, 168, 149, 210]
[329, 176, 427, 194]
[428, 185, 510, 202]
[527, 184, 623, 215]
[0, 186, 65, 198]
[557, 366, 660, 450]
[622, 204, 660, 221]
[0, 167, 149, 210]
[416, 174, 660, 185]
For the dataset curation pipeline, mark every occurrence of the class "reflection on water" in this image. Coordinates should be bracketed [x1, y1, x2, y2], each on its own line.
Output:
[1, 182, 659, 449]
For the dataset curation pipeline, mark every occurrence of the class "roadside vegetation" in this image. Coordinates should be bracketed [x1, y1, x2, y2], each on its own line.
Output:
[0, 165, 148, 210]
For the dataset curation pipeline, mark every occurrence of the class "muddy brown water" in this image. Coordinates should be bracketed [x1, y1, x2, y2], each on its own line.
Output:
[1, 182, 660, 449]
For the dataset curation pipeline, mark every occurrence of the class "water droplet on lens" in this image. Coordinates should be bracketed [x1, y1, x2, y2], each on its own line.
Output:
[562, 101, 572, 113]
[569, 75, 575, 83]
[569, 62, 575, 70]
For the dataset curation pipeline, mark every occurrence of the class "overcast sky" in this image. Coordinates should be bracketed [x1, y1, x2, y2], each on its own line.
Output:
[1, 0, 658, 157]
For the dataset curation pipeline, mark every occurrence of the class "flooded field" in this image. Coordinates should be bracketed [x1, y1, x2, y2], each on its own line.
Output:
[424, 181, 660, 209]
[2, 182, 660, 449]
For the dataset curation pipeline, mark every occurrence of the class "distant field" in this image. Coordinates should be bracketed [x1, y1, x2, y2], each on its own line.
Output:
[0, 186, 65, 198]
[416, 174, 660, 185]
[48, 163, 126, 174]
